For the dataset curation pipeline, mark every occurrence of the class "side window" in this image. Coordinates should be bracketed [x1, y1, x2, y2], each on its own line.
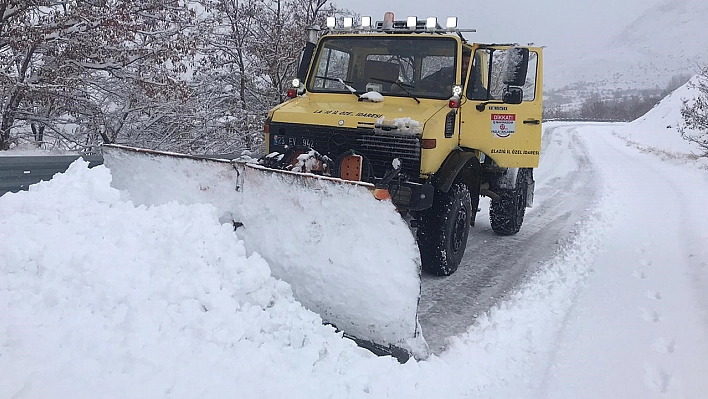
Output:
[460, 48, 472, 87]
[523, 52, 538, 101]
[466, 48, 539, 102]
[312, 47, 351, 89]
[466, 51, 487, 100]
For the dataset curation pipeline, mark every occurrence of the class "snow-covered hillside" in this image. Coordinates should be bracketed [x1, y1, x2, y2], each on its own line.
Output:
[615, 74, 707, 158]
[2, 84, 708, 397]
[546, 0, 708, 93]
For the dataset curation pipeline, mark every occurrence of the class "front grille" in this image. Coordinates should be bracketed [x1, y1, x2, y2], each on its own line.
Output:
[270, 123, 421, 181]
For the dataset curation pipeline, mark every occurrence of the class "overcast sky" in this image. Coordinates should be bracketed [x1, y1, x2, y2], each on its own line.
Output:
[333, 0, 663, 57]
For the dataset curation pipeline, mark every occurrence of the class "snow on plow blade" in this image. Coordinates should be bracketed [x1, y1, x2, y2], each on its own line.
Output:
[102, 144, 428, 360]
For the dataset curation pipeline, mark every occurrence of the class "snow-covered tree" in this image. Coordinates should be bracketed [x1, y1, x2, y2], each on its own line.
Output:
[1, 0, 343, 154]
[186, 0, 340, 154]
[0, 0, 197, 151]
[680, 68, 708, 156]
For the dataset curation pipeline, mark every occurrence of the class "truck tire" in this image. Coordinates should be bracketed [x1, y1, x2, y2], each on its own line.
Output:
[417, 183, 472, 276]
[489, 168, 530, 235]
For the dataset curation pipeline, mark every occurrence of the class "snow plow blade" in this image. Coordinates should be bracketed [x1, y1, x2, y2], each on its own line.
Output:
[102, 144, 428, 360]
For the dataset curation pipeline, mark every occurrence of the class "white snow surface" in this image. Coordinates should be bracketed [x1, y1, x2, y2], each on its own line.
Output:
[360, 91, 384, 103]
[3, 85, 708, 397]
[376, 117, 423, 135]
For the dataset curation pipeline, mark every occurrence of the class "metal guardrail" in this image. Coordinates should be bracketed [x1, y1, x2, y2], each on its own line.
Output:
[0, 155, 103, 196]
[0, 151, 247, 196]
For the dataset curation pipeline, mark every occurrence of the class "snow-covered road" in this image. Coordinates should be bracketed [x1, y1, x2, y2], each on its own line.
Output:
[2, 117, 708, 398]
[542, 123, 708, 397]
[421, 123, 602, 353]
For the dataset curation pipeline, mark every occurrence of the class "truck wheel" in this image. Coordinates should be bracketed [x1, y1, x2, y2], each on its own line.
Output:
[417, 183, 472, 276]
[490, 168, 530, 236]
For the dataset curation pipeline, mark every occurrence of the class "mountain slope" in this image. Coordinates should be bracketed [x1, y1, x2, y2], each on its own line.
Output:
[547, 0, 708, 93]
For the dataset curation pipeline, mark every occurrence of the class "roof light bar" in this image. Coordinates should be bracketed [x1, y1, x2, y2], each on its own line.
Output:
[407, 16, 417, 30]
[325, 13, 475, 34]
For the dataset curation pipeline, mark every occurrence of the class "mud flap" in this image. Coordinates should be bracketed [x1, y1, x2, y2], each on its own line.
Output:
[102, 145, 428, 359]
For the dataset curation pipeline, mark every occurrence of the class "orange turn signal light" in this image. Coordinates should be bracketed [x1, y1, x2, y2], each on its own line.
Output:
[373, 188, 392, 201]
[422, 138, 437, 149]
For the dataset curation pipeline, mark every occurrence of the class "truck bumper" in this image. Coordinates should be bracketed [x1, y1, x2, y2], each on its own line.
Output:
[384, 180, 435, 212]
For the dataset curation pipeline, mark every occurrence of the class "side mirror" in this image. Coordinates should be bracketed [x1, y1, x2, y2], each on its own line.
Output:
[503, 86, 523, 104]
[502, 47, 529, 87]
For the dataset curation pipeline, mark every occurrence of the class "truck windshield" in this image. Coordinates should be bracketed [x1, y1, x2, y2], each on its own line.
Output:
[307, 36, 458, 100]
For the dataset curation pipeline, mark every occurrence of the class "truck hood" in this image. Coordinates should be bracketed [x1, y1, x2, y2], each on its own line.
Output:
[269, 93, 449, 130]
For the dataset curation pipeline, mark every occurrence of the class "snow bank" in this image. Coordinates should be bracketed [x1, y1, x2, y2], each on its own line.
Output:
[0, 161, 379, 398]
[0, 154, 615, 398]
[101, 146, 425, 355]
[618, 75, 706, 158]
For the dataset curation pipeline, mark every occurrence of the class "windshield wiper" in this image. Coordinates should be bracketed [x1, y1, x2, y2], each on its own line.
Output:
[313, 76, 359, 99]
[370, 77, 420, 104]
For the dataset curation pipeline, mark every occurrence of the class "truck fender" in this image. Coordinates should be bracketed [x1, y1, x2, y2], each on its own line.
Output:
[495, 168, 519, 190]
[432, 149, 482, 195]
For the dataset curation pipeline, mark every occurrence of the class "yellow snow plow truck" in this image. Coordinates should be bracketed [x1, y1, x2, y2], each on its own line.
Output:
[102, 13, 542, 361]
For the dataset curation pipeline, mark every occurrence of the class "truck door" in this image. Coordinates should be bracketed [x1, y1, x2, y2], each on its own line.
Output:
[459, 46, 543, 168]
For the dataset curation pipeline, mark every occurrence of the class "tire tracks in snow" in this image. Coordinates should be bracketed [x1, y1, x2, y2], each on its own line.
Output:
[538, 125, 708, 398]
[418, 125, 602, 354]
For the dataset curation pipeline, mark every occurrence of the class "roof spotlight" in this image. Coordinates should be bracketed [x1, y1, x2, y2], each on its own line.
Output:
[343, 17, 353, 29]
[407, 16, 417, 30]
[426, 17, 437, 31]
[446, 17, 458, 30]
[326, 16, 336, 29]
[361, 16, 372, 29]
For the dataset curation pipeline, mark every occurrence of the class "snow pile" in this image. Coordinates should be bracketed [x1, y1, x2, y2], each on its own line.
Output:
[360, 91, 384, 102]
[376, 117, 423, 134]
[0, 161, 379, 398]
[102, 146, 425, 354]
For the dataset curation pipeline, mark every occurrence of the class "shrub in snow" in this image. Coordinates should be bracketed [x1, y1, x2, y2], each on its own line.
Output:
[680, 68, 708, 156]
